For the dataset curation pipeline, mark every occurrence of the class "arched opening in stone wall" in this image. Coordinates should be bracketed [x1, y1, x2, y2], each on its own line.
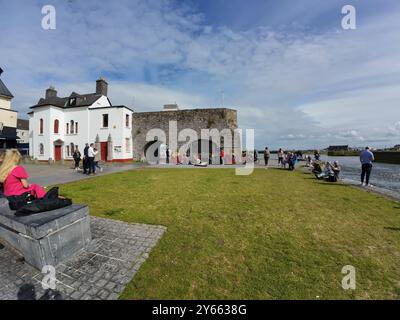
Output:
[144, 140, 163, 164]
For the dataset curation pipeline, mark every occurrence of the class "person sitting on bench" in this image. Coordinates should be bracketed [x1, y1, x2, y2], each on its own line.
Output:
[0, 149, 47, 200]
[0, 149, 71, 214]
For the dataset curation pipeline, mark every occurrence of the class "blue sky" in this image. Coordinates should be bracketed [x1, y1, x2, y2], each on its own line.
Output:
[1, 0, 400, 149]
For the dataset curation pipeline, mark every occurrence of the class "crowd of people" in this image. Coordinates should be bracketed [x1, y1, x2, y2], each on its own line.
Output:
[72, 143, 103, 175]
[255, 147, 301, 171]
[253, 146, 375, 187]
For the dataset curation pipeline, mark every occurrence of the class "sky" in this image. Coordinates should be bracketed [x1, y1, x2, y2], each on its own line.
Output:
[0, 0, 399, 149]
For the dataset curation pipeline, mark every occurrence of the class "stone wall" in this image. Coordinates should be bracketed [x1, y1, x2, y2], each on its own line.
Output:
[132, 108, 238, 162]
[374, 151, 400, 164]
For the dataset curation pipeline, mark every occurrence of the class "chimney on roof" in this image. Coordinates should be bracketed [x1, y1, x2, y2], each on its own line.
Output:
[96, 76, 108, 96]
[45, 85, 57, 99]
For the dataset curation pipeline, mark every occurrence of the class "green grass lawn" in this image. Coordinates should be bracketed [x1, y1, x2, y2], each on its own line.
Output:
[59, 167, 400, 299]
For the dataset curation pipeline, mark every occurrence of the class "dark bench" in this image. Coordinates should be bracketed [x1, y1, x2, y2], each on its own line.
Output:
[0, 198, 91, 270]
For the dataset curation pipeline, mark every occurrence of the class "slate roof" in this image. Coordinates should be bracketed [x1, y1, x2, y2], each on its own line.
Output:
[31, 92, 103, 109]
[0, 78, 14, 98]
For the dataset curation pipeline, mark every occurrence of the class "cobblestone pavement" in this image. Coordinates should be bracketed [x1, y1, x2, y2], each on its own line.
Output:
[0, 217, 166, 300]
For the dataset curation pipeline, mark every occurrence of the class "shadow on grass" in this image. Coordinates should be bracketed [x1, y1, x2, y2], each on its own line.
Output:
[384, 227, 400, 231]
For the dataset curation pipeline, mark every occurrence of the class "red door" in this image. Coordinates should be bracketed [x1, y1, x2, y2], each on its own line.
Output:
[101, 142, 108, 161]
[54, 145, 62, 161]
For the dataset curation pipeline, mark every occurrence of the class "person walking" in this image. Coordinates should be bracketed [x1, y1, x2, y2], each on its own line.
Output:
[87, 143, 98, 175]
[277, 148, 284, 166]
[254, 149, 258, 164]
[264, 147, 270, 167]
[72, 146, 81, 172]
[360, 146, 374, 187]
[83, 143, 89, 174]
[94, 147, 103, 172]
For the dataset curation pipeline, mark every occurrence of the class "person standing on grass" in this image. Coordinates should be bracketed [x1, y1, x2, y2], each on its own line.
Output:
[264, 147, 270, 167]
[87, 143, 98, 175]
[83, 143, 89, 174]
[72, 146, 81, 172]
[360, 146, 375, 187]
[277, 148, 284, 166]
[254, 149, 258, 164]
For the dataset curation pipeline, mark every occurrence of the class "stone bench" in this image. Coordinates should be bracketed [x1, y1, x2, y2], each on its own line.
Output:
[0, 198, 91, 270]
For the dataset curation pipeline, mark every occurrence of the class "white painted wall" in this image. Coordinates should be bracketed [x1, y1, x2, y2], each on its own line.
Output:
[89, 107, 133, 160]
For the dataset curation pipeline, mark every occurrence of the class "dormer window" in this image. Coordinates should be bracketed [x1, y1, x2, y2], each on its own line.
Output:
[69, 97, 77, 106]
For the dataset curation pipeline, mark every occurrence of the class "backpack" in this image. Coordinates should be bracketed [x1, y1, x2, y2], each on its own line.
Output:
[7, 192, 35, 210]
[7, 187, 72, 216]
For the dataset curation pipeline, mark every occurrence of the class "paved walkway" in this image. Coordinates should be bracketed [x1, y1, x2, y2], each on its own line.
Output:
[0, 217, 166, 300]
[24, 163, 144, 187]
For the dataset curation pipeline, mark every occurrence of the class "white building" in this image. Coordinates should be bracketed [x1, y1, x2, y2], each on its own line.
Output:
[28, 77, 133, 162]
